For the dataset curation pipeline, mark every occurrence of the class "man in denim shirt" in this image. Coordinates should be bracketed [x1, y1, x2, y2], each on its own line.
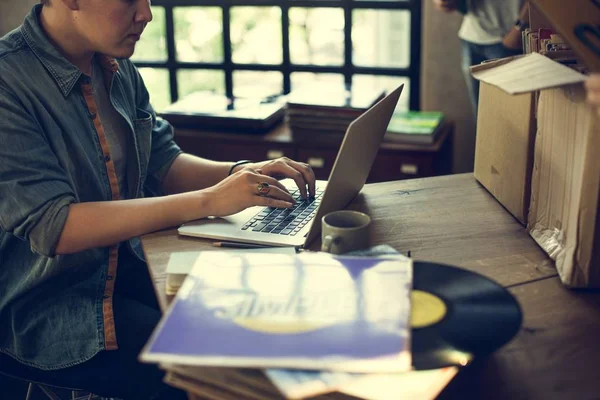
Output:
[0, 1, 315, 398]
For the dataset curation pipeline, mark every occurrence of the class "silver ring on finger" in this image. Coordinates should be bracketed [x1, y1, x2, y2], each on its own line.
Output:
[257, 182, 270, 196]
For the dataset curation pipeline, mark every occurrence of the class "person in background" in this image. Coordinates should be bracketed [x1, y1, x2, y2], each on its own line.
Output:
[585, 74, 600, 117]
[433, 0, 527, 117]
[0, 0, 315, 399]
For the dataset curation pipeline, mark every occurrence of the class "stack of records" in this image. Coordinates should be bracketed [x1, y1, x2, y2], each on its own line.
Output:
[285, 84, 386, 140]
[141, 251, 523, 399]
[162, 364, 458, 400]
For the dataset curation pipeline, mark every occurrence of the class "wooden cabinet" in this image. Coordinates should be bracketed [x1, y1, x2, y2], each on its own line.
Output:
[174, 133, 294, 162]
[173, 122, 454, 183]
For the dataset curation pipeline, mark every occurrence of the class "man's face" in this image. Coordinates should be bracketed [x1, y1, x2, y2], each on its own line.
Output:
[75, 0, 153, 59]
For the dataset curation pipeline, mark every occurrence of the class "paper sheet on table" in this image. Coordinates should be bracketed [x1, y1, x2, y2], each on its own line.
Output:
[266, 367, 458, 400]
[339, 367, 459, 400]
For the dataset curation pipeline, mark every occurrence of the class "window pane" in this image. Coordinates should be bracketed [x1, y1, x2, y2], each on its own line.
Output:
[352, 10, 410, 68]
[289, 8, 344, 66]
[352, 75, 410, 111]
[231, 7, 282, 64]
[174, 7, 223, 63]
[131, 6, 167, 62]
[290, 72, 345, 91]
[177, 70, 226, 99]
[233, 71, 282, 99]
[138, 68, 171, 113]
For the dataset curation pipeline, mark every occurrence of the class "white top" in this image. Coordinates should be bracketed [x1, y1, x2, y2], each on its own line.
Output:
[459, 13, 503, 45]
[458, 0, 523, 45]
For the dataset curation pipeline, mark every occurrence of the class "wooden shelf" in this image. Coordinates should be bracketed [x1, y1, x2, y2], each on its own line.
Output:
[173, 121, 454, 182]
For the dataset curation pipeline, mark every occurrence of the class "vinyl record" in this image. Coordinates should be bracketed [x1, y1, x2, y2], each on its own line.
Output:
[410, 261, 522, 370]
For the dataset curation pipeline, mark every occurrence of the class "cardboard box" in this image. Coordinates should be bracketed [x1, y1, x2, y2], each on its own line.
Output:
[472, 55, 595, 287]
[471, 54, 587, 225]
[471, 0, 600, 287]
[473, 59, 536, 224]
[529, 85, 600, 287]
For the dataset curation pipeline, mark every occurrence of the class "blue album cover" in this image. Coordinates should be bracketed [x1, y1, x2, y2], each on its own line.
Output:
[141, 251, 412, 373]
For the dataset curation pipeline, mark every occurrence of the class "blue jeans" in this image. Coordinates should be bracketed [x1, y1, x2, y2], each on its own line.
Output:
[0, 246, 187, 400]
[461, 40, 522, 118]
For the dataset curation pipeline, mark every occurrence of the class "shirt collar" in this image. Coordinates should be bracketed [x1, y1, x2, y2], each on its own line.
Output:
[21, 4, 119, 97]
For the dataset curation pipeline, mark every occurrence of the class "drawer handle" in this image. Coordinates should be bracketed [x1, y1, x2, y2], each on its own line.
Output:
[401, 164, 418, 175]
[307, 157, 325, 169]
[267, 150, 284, 159]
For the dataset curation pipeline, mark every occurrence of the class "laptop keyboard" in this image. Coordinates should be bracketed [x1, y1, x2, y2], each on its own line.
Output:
[241, 188, 324, 236]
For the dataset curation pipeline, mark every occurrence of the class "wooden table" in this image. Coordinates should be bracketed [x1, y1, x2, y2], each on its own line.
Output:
[141, 174, 600, 400]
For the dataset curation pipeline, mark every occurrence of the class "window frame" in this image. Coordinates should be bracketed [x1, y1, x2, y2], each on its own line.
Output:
[136, 0, 421, 110]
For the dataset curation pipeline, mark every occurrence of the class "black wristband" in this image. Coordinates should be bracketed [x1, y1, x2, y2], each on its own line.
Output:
[228, 160, 253, 176]
[515, 18, 529, 31]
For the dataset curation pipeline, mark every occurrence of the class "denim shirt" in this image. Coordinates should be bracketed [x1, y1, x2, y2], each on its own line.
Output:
[0, 5, 182, 370]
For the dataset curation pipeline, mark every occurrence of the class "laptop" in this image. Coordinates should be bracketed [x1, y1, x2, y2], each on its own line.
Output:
[178, 84, 404, 248]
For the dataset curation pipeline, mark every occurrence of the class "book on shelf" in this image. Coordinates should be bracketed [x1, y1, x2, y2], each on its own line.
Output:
[384, 111, 444, 144]
[285, 83, 387, 140]
[521, 29, 587, 73]
[141, 251, 413, 373]
[285, 83, 386, 113]
[159, 91, 286, 134]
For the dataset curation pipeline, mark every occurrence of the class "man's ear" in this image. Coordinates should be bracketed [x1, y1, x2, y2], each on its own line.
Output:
[60, 0, 80, 11]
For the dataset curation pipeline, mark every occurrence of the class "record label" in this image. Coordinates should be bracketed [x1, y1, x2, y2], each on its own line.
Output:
[410, 290, 447, 328]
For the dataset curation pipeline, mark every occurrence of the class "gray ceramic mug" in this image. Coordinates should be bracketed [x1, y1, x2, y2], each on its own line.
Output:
[321, 210, 371, 254]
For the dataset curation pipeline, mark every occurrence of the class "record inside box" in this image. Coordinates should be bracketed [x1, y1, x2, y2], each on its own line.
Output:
[410, 261, 522, 370]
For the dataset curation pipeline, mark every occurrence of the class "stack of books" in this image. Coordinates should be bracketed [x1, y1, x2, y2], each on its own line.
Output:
[384, 111, 444, 145]
[141, 251, 457, 399]
[285, 84, 386, 140]
[159, 91, 286, 134]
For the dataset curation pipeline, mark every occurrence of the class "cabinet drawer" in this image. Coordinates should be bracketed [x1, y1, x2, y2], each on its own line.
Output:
[175, 135, 294, 163]
[297, 148, 435, 183]
[296, 148, 338, 180]
[369, 152, 434, 182]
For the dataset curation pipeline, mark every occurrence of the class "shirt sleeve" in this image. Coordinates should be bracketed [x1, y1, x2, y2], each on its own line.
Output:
[0, 85, 76, 258]
[126, 61, 182, 197]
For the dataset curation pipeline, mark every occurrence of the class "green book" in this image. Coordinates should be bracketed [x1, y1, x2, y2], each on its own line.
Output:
[385, 111, 444, 144]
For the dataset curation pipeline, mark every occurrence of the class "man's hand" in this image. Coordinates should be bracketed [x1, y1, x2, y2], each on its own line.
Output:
[204, 169, 296, 217]
[433, 0, 457, 13]
[231, 157, 316, 199]
[585, 74, 600, 117]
